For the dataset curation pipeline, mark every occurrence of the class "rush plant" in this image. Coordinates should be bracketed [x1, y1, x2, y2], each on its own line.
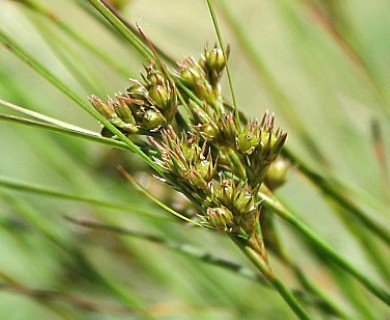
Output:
[0, 0, 390, 319]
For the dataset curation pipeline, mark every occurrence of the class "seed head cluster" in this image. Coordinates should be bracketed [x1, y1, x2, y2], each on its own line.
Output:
[89, 46, 287, 236]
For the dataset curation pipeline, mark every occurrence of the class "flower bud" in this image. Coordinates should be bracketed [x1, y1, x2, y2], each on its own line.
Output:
[190, 102, 218, 139]
[147, 70, 165, 85]
[200, 123, 219, 140]
[185, 169, 208, 190]
[182, 137, 201, 162]
[206, 207, 233, 232]
[260, 131, 278, 150]
[214, 179, 234, 207]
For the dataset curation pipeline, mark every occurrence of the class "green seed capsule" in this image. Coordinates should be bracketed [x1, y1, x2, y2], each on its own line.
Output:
[236, 132, 259, 155]
[147, 71, 165, 85]
[195, 159, 215, 182]
[233, 188, 255, 215]
[127, 84, 148, 100]
[200, 123, 217, 140]
[115, 96, 136, 125]
[214, 180, 234, 207]
[149, 85, 170, 111]
[264, 158, 290, 190]
[260, 132, 278, 150]
[206, 207, 233, 232]
[180, 68, 202, 87]
[205, 48, 226, 73]
[143, 108, 166, 131]
[89, 96, 115, 120]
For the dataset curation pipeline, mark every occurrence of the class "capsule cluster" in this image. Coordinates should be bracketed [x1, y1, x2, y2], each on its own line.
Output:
[89, 62, 177, 135]
[90, 46, 288, 236]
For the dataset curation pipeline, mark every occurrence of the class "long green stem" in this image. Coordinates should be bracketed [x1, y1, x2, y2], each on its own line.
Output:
[66, 216, 270, 285]
[291, 264, 353, 320]
[0, 105, 129, 151]
[233, 238, 312, 320]
[87, 0, 153, 61]
[205, 0, 240, 125]
[283, 148, 390, 247]
[261, 208, 352, 319]
[17, 0, 132, 78]
[0, 176, 171, 221]
[261, 191, 390, 307]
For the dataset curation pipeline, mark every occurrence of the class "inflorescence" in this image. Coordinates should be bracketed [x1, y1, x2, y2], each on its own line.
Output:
[89, 46, 287, 237]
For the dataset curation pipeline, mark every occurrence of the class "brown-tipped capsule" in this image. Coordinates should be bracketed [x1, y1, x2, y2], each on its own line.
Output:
[260, 131, 278, 150]
[206, 207, 233, 232]
[213, 179, 234, 207]
[115, 95, 136, 125]
[179, 58, 205, 88]
[146, 69, 165, 85]
[232, 187, 256, 216]
[182, 135, 201, 162]
[89, 95, 115, 119]
[180, 68, 201, 88]
[195, 157, 216, 183]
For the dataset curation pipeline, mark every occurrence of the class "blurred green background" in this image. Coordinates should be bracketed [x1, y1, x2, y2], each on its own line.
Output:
[0, 0, 390, 319]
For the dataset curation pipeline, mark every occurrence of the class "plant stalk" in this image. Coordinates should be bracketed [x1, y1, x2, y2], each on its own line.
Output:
[260, 190, 390, 307]
[232, 236, 312, 320]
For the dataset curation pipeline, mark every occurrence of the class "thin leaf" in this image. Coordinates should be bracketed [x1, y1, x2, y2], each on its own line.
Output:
[205, 0, 240, 125]
[87, 0, 153, 61]
[0, 29, 161, 174]
[0, 112, 128, 151]
[117, 166, 201, 226]
[65, 216, 268, 285]
[283, 148, 390, 247]
[16, 0, 132, 78]
[260, 188, 390, 306]
[0, 176, 173, 222]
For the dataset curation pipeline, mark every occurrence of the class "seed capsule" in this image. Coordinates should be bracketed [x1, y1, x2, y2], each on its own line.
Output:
[115, 95, 136, 125]
[149, 85, 170, 111]
[260, 131, 278, 150]
[89, 95, 115, 120]
[194, 158, 215, 183]
[180, 67, 203, 88]
[264, 158, 290, 190]
[143, 108, 166, 131]
[233, 187, 255, 215]
[127, 84, 148, 100]
[204, 47, 227, 73]
[206, 207, 233, 232]
[236, 132, 259, 155]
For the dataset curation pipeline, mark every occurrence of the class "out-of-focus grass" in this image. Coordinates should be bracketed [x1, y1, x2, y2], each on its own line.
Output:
[0, 0, 389, 319]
